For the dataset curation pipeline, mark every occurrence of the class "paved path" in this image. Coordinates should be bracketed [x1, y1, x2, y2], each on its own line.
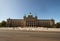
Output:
[0, 30, 60, 41]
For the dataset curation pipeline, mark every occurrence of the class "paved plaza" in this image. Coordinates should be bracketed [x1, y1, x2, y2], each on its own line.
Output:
[0, 30, 60, 41]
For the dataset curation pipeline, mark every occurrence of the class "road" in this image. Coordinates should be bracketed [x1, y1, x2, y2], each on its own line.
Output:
[0, 30, 60, 41]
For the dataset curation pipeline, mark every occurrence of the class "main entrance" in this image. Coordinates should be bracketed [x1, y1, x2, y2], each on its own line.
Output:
[26, 21, 36, 27]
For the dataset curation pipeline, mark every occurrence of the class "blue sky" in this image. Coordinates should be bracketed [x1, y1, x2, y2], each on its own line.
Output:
[0, 0, 60, 23]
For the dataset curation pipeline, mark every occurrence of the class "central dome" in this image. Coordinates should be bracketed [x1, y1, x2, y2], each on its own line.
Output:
[28, 12, 33, 18]
[28, 12, 32, 16]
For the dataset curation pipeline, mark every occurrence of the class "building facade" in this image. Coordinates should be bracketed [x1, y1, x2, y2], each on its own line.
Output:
[6, 13, 55, 27]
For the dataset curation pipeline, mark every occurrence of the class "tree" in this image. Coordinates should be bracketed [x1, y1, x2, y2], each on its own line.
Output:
[0, 21, 6, 27]
[56, 22, 60, 28]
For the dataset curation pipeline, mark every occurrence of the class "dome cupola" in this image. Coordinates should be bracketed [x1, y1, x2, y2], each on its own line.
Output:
[28, 12, 33, 17]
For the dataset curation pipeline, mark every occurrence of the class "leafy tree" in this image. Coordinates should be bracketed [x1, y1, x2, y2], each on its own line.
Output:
[56, 22, 60, 28]
[0, 23, 2, 27]
[0, 21, 6, 27]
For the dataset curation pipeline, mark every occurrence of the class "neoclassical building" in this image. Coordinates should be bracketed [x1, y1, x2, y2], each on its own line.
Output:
[6, 13, 55, 27]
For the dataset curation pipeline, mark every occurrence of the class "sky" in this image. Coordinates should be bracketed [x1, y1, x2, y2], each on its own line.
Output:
[0, 0, 60, 23]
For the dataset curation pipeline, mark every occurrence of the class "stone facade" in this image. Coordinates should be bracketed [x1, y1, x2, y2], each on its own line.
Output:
[6, 13, 55, 27]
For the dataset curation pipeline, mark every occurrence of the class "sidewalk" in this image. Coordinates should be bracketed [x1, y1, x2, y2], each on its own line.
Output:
[0, 27, 60, 32]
